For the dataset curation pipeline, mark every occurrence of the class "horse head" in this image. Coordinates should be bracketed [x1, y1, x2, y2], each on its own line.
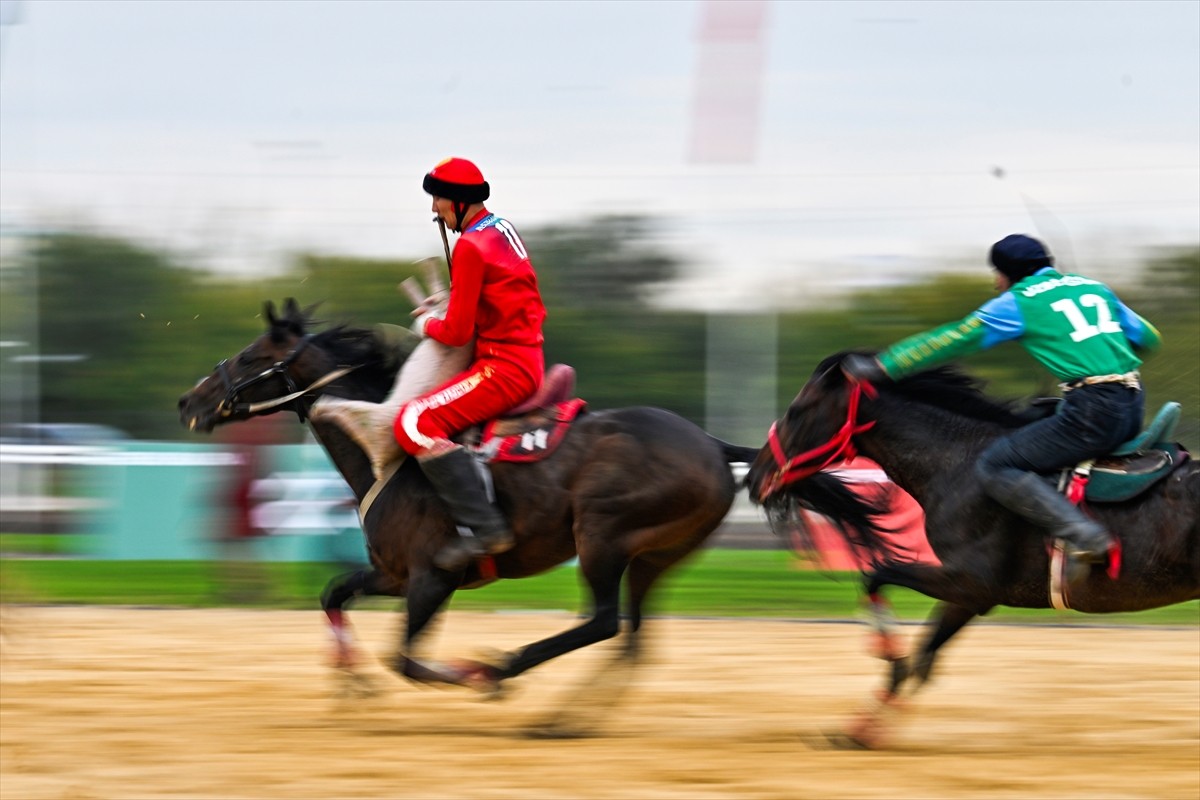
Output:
[746, 351, 878, 503]
[178, 298, 346, 433]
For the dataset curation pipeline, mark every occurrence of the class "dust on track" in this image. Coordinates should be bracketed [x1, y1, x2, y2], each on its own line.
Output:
[2, 606, 1197, 800]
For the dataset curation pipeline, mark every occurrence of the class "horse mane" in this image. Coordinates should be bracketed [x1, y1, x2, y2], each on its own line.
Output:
[311, 324, 389, 368]
[817, 351, 1029, 429]
[270, 301, 408, 380]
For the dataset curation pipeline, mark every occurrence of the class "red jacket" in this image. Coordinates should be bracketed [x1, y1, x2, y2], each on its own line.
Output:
[424, 208, 546, 381]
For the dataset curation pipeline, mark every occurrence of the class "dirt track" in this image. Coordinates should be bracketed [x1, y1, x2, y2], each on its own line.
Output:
[1, 607, 1197, 800]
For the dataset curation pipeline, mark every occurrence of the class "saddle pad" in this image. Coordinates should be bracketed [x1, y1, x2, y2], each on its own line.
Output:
[1077, 444, 1186, 503]
[479, 398, 587, 464]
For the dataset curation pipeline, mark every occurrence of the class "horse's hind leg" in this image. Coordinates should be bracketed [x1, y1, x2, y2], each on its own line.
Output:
[501, 551, 627, 681]
[563, 556, 666, 699]
[515, 554, 635, 737]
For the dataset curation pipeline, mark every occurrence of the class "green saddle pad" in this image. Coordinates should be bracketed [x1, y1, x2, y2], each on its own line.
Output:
[1078, 443, 1185, 503]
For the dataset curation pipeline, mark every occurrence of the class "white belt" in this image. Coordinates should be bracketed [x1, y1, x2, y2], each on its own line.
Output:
[1059, 370, 1141, 392]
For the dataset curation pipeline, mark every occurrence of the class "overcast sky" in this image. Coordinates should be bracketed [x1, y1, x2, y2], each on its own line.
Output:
[1, 0, 1197, 309]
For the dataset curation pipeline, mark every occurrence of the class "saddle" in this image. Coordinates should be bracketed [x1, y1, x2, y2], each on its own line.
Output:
[456, 363, 587, 464]
[1058, 402, 1188, 504]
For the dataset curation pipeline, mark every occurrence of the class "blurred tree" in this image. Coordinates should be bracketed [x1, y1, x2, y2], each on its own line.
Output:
[32, 233, 205, 438]
[19, 225, 1197, 454]
[527, 215, 680, 309]
[1124, 247, 1200, 451]
[524, 216, 706, 419]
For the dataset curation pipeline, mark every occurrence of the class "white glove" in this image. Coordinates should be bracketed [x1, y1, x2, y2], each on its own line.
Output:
[411, 311, 441, 338]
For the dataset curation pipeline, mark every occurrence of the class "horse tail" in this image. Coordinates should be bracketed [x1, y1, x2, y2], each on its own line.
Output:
[707, 435, 762, 468]
[765, 472, 910, 570]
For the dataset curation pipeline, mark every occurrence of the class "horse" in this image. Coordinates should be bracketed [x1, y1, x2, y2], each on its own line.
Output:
[746, 351, 1200, 747]
[178, 299, 762, 722]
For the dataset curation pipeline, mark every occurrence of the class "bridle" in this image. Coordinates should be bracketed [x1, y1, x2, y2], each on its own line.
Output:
[758, 377, 878, 501]
[214, 334, 357, 423]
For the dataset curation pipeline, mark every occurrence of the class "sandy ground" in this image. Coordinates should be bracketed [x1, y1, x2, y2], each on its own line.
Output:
[1, 606, 1197, 800]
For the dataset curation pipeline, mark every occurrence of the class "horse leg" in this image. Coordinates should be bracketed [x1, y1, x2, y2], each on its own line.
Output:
[500, 551, 626, 682]
[509, 553, 631, 737]
[387, 568, 465, 687]
[320, 568, 395, 697]
[841, 575, 987, 749]
[911, 601, 982, 687]
[536, 555, 668, 735]
[620, 555, 667, 662]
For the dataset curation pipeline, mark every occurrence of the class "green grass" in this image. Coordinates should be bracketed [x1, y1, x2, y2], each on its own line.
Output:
[0, 533, 92, 557]
[1, 548, 1196, 626]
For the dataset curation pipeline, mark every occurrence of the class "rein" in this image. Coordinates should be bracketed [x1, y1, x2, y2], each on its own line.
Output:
[759, 378, 878, 500]
[215, 335, 358, 422]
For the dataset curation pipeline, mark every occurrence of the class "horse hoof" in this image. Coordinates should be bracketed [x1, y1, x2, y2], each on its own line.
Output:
[444, 659, 505, 697]
[867, 631, 908, 662]
[842, 720, 885, 749]
[523, 723, 591, 740]
[333, 668, 378, 699]
[823, 730, 876, 750]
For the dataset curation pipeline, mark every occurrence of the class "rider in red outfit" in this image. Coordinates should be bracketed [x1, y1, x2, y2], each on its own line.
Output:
[405, 157, 547, 571]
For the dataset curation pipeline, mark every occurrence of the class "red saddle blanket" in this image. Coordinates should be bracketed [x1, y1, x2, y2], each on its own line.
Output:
[478, 398, 587, 463]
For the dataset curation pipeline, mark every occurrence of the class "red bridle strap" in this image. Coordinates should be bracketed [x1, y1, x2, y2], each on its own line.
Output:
[760, 379, 878, 500]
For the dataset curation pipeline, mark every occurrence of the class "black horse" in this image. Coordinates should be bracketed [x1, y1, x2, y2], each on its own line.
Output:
[178, 299, 762, 708]
[746, 352, 1200, 746]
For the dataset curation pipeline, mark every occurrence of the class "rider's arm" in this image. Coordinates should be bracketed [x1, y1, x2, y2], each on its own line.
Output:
[878, 294, 1023, 380]
[1113, 297, 1163, 355]
[424, 239, 483, 347]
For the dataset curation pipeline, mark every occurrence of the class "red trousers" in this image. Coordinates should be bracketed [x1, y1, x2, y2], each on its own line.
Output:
[393, 357, 539, 456]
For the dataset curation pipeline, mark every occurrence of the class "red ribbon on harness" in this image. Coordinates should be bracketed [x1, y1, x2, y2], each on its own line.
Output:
[760, 379, 878, 500]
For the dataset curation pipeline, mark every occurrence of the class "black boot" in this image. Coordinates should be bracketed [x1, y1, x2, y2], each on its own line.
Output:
[981, 470, 1114, 580]
[418, 446, 514, 572]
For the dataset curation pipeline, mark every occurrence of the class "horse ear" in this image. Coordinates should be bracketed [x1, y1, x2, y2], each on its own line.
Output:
[264, 301, 278, 328]
[276, 297, 306, 335]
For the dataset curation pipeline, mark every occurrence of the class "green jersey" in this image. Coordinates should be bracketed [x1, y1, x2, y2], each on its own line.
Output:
[878, 269, 1161, 382]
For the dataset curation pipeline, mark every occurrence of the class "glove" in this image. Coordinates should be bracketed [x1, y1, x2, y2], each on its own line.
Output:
[841, 354, 889, 384]
[411, 313, 437, 338]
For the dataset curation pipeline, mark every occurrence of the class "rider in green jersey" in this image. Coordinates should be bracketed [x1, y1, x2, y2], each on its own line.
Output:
[844, 234, 1161, 582]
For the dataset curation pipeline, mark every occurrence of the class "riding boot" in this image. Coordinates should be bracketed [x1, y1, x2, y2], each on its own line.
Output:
[310, 397, 402, 481]
[981, 470, 1115, 580]
[419, 445, 514, 572]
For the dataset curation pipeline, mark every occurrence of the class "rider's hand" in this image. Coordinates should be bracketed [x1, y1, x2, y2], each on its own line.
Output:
[412, 314, 435, 337]
[841, 354, 889, 384]
[409, 292, 448, 319]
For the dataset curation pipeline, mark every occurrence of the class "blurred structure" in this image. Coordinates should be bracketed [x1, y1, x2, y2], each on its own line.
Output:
[0, 422, 124, 534]
[689, 0, 769, 163]
[209, 414, 285, 603]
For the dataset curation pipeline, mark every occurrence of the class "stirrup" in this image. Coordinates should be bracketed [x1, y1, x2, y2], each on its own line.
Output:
[433, 530, 513, 573]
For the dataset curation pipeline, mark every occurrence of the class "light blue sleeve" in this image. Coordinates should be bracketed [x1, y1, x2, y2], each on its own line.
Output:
[973, 292, 1025, 350]
[1111, 296, 1163, 352]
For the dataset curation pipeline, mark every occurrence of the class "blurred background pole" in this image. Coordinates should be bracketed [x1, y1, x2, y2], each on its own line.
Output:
[690, 1, 775, 448]
[705, 312, 777, 447]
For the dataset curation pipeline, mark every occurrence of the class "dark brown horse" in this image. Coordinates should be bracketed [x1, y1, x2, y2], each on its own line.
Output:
[746, 352, 1200, 746]
[178, 299, 759, 710]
